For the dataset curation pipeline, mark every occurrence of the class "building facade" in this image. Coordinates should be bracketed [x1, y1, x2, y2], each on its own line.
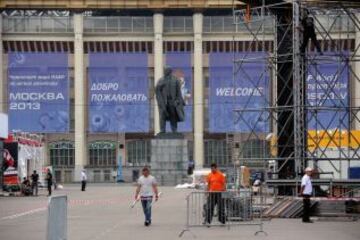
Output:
[1, 1, 360, 182]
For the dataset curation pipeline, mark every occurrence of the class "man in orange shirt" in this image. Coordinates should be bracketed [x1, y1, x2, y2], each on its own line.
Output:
[205, 163, 226, 225]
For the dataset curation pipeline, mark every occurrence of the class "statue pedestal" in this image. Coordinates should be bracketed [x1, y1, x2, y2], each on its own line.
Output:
[155, 132, 184, 139]
[150, 137, 188, 186]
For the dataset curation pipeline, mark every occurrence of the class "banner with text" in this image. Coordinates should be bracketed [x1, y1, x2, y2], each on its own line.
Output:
[209, 52, 270, 133]
[88, 53, 149, 133]
[306, 54, 349, 130]
[165, 52, 193, 132]
[8, 53, 69, 133]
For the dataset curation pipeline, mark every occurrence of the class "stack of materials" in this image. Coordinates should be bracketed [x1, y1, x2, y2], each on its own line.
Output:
[263, 197, 315, 218]
[314, 199, 360, 217]
[264, 197, 360, 219]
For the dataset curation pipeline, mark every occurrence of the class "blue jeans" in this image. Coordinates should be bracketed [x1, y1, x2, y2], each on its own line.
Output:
[141, 198, 152, 222]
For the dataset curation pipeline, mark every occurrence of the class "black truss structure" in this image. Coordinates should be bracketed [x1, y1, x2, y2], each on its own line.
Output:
[232, 0, 360, 194]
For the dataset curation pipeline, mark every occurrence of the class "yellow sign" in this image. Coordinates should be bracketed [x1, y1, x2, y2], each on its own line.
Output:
[307, 130, 360, 151]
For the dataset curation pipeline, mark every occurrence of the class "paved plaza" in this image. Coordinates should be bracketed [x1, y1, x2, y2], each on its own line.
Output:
[0, 185, 359, 240]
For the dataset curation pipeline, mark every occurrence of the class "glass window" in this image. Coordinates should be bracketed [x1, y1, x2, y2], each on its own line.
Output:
[164, 17, 193, 33]
[145, 17, 154, 32]
[27, 18, 40, 32]
[119, 17, 132, 32]
[84, 17, 94, 32]
[172, 17, 184, 32]
[211, 17, 224, 32]
[107, 17, 119, 32]
[126, 140, 151, 166]
[242, 139, 269, 159]
[88, 141, 117, 167]
[133, 17, 146, 32]
[185, 17, 193, 32]
[239, 139, 269, 168]
[223, 17, 235, 32]
[41, 17, 53, 32]
[204, 140, 231, 167]
[94, 17, 106, 32]
[203, 17, 211, 32]
[49, 141, 75, 167]
[54, 18, 67, 32]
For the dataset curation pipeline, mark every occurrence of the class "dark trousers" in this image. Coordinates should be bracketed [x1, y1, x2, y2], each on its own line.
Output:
[47, 183, 52, 196]
[206, 192, 226, 224]
[141, 199, 152, 222]
[300, 30, 321, 53]
[32, 182, 38, 196]
[303, 194, 311, 222]
[81, 180, 86, 191]
[160, 104, 178, 133]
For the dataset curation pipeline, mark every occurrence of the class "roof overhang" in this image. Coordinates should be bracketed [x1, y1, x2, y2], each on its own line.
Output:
[0, 0, 245, 10]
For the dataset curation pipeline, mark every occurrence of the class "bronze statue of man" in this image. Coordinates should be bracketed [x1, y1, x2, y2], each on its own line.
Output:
[155, 67, 185, 133]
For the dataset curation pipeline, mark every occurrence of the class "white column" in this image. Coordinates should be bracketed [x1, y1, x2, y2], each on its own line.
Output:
[74, 14, 86, 181]
[153, 13, 164, 134]
[355, 18, 360, 130]
[43, 136, 50, 166]
[0, 15, 4, 113]
[193, 13, 204, 168]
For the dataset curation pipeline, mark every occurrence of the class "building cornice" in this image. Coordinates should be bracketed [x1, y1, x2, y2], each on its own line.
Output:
[0, 0, 245, 10]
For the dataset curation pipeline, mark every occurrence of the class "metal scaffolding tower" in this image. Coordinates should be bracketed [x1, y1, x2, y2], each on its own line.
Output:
[232, 0, 360, 194]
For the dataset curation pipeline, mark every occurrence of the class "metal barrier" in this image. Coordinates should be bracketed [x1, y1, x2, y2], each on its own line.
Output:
[47, 195, 67, 240]
[179, 190, 267, 238]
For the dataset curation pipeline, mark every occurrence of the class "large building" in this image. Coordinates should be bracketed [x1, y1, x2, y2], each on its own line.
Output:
[1, 0, 360, 184]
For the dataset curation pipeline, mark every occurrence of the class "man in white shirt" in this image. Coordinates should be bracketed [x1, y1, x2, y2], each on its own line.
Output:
[81, 169, 87, 191]
[134, 167, 159, 226]
[301, 167, 313, 223]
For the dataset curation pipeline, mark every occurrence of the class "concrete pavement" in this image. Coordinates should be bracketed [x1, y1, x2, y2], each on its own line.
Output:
[0, 184, 359, 240]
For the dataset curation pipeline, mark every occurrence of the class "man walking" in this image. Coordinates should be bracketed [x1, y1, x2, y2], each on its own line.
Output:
[301, 167, 313, 223]
[31, 170, 39, 196]
[134, 167, 159, 226]
[205, 163, 226, 225]
[81, 169, 87, 191]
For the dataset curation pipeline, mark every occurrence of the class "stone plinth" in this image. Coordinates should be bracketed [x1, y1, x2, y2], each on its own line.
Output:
[150, 137, 188, 186]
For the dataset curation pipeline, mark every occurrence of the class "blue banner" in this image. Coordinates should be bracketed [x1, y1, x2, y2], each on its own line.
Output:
[88, 53, 149, 133]
[209, 52, 270, 133]
[8, 53, 69, 133]
[306, 54, 349, 130]
[166, 52, 193, 132]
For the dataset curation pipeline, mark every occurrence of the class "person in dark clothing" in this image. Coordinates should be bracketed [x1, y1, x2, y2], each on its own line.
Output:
[81, 169, 87, 191]
[22, 177, 30, 187]
[46, 169, 53, 196]
[21, 177, 32, 196]
[31, 170, 39, 196]
[300, 10, 322, 54]
[187, 159, 195, 175]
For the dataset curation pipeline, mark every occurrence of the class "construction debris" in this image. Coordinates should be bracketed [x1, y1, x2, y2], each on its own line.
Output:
[263, 197, 360, 219]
